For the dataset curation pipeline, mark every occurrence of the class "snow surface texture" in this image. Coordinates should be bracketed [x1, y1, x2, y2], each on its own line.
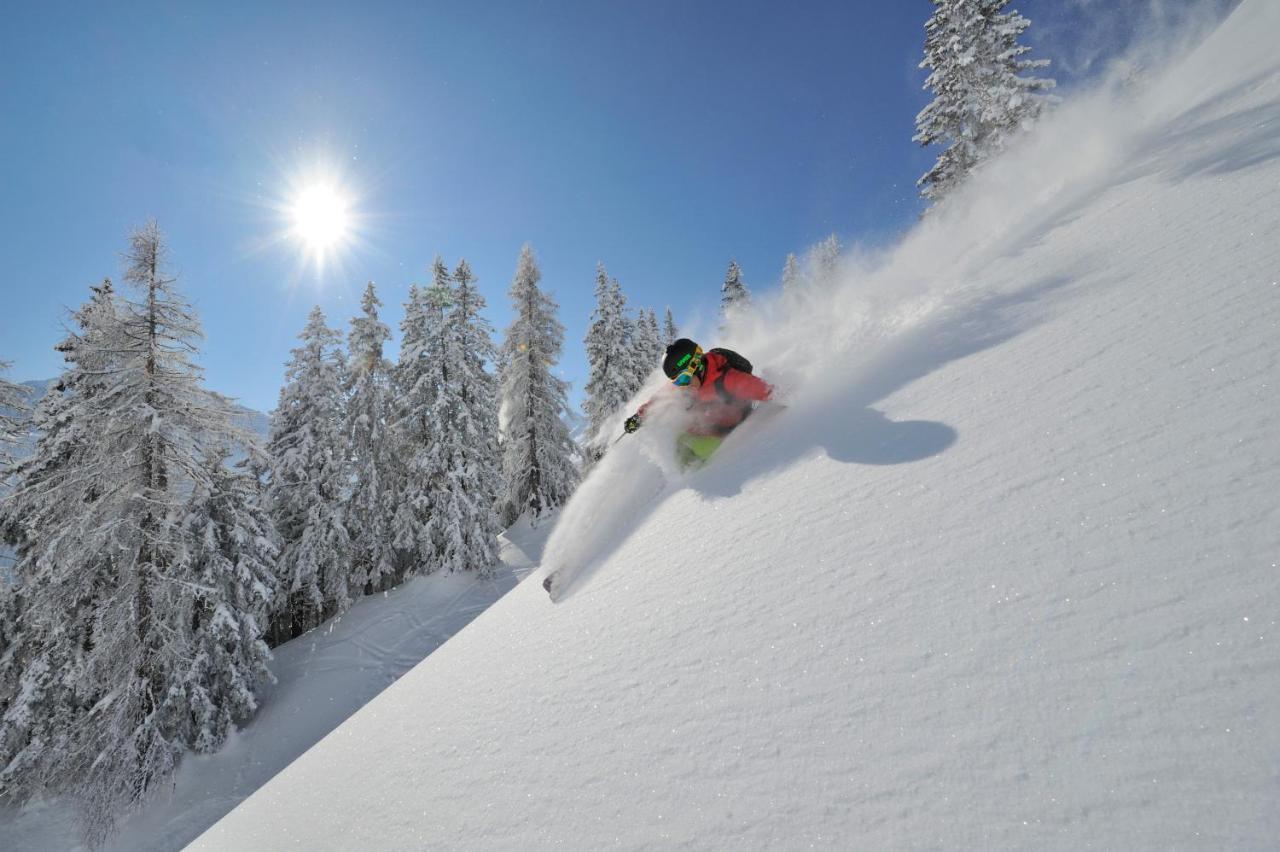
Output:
[198, 3, 1279, 848]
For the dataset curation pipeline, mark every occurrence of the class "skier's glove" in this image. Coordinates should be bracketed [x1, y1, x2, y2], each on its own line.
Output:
[624, 415, 641, 434]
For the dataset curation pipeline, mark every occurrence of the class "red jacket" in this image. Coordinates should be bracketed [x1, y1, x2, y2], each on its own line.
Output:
[639, 350, 773, 436]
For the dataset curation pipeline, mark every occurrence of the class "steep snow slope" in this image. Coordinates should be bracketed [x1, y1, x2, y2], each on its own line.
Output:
[195, 3, 1279, 849]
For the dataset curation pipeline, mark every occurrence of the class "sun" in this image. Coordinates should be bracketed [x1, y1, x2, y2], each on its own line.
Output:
[259, 156, 367, 281]
[289, 182, 351, 261]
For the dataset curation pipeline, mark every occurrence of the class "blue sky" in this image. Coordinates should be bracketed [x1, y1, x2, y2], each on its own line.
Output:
[0, 0, 1232, 413]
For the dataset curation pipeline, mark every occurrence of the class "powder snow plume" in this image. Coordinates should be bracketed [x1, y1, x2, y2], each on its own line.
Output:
[729, 2, 1253, 394]
[545, 0, 1267, 588]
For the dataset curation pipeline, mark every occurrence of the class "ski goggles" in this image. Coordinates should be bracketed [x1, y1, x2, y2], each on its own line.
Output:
[671, 354, 703, 386]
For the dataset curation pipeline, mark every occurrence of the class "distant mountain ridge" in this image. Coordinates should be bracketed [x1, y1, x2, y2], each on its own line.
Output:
[19, 378, 54, 399]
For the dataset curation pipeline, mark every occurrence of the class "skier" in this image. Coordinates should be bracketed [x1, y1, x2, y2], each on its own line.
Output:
[542, 338, 774, 597]
[623, 338, 774, 468]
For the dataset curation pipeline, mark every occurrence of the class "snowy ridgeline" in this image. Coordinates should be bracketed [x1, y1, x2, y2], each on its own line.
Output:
[193, 2, 1279, 849]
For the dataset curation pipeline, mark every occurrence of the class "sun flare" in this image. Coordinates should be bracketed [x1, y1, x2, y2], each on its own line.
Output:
[289, 183, 351, 257]
[265, 157, 366, 280]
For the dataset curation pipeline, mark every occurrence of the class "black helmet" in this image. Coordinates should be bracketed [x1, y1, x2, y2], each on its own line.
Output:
[662, 338, 703, 379]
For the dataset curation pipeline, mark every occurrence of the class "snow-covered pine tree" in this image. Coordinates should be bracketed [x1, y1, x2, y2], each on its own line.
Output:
[808, 234, 842, 288]
[70, 222, 265, 843]
[344, 282, 397, 593]
[497, 244, 578, 525]
[1, 222, 272, 846]
[626, 309, 663, 398]
[720, 259, 751, 324]
[581, 264, 633, 458]
[913, 0, 1055, 203]
[0, 280, 118, 794]
[0, 282, 116, 811]
[781, 252, 802, 295]
[663, 307, 679, 347]
[2, 279, 117, 524]
[391, 282, 431, 574]
[616, 283, 643, 395]
[645, 310, 664, 368]
[432, 258, 502, 575]
[266, 305, 352, 640]
[391, 258, 453, 574]
[422, 256, 484, 575]
[0, 361, 30, 481]
[177, 444, 277, 753]
[0, 363, 30, 701]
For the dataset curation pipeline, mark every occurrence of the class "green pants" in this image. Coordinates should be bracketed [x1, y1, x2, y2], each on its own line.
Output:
[676, 433, 723, 469]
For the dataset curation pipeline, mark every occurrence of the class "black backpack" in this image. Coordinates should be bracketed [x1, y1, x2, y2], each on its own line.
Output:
[707, 348, 754, 405]
[708, 347, 753, 375]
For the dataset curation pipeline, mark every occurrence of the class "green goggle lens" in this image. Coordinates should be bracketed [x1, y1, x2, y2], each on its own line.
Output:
[671, 355, 701, 385]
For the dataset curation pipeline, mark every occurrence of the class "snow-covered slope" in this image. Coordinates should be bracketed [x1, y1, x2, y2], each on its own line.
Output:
[195, 3, 1280, 849]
